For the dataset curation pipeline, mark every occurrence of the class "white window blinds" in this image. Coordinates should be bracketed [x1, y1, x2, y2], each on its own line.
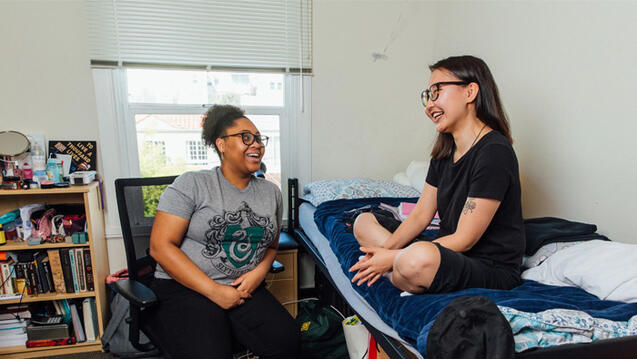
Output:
[85, 0, 312, 73]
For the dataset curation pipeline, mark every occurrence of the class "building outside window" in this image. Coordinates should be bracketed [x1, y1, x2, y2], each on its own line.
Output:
[128, 69, 284, 188]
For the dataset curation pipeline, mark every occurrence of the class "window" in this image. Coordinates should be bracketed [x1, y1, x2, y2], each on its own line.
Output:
[88, 0, 313, 236]
[186, 140, 208, 165]
[128, 68, 287, 188]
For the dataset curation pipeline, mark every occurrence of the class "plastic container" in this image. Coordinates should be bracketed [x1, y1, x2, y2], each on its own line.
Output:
[23, 162, 33, 180]
[0, 224, 6, 245]
[31, 143, 46, 171]
[46, 158, 63, 183]
[3, 222, 17, 241]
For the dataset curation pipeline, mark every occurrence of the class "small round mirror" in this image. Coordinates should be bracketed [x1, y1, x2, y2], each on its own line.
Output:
[0, 131, 31, 157]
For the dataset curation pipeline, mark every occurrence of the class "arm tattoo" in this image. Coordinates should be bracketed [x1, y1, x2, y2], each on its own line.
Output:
[463, 198, 477, 215]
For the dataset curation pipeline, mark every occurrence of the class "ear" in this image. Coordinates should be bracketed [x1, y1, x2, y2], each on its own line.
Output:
[215, 138, 225, 154]
[466, 82, 479, 103]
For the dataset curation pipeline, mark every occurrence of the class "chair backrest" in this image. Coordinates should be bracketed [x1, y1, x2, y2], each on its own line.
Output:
[114, 176, 177, 281]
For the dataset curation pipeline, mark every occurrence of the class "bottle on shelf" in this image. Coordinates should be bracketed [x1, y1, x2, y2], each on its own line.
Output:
[22, 162, 33, 181]
[31, 142, 46, 172]
[0, 223, 6, 245]
[13, 162, 22, 180]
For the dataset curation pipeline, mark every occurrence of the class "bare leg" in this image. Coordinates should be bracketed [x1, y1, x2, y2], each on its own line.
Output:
[352, 212, 392, 247]
[391, 241, 441, 294]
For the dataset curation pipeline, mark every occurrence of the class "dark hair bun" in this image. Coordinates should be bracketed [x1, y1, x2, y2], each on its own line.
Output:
[201, 104, 246, 156]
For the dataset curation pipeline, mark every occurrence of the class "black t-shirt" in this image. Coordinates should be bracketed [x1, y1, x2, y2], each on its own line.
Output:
[426, 130, 525, 270]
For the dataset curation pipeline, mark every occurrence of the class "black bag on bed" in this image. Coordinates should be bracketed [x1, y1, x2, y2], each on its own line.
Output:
[296, 300, 348, 359]
[427, 296, 514, 359]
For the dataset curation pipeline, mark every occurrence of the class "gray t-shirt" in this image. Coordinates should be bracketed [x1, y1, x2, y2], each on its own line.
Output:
[154, 167, 283, 285]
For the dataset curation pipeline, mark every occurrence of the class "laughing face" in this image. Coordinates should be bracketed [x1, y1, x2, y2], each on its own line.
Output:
[218, 117, 265, 175]
[425, 69, 470, 133]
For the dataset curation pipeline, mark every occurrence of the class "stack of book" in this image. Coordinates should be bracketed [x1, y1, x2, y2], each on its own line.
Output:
[0, 305, 29, 348]
[0, 248, 94, 299]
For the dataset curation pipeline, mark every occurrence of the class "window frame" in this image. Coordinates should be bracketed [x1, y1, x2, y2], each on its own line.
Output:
[93, 68, 311, 237]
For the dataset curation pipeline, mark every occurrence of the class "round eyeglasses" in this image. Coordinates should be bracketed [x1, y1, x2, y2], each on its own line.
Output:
[421, 81, 469, 106]
[220, 132, 269, 146]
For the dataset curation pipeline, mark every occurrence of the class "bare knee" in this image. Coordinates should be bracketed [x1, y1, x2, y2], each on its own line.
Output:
[391, 242, 440, 293]
[352, 212, 390, 247]
[353, 212, 376, 239]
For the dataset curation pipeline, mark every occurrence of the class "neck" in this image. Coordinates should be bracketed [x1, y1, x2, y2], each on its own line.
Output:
[219, 163, 251, 189]
[452, 118, 488, 157]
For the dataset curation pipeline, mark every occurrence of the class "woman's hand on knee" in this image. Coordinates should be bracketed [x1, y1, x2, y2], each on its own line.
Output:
[349, 247, 398, 286]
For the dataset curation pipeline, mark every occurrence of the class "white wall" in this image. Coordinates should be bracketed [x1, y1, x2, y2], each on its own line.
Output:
[0, 1, 98, 140]
[0, 0, 125, 270]
[312, 0, 435, 180]
[312, 1, 637, 244]
[430, 1, 637, 243]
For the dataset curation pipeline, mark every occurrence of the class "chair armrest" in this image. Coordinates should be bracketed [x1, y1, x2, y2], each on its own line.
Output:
[270, 260, 284, 274]
[112, 279, 157, 308]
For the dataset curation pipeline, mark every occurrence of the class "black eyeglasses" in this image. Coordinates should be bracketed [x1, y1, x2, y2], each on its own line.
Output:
[421, 81, 469, 106]
[220, 131, 269, 146]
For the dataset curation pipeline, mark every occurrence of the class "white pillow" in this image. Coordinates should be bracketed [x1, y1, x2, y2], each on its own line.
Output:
[405, 160, 428, 192]
[392, 172, 411, 186]
[522, 240, 637, 303]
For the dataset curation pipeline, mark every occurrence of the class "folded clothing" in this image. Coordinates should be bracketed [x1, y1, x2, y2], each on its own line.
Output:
[524, 217, 608, 255]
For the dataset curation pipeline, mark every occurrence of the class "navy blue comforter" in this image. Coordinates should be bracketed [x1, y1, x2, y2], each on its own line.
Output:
[314, 197, 637, 355]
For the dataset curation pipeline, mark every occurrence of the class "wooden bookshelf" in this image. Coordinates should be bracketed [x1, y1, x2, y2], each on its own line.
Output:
[0, 291, 96, 305]
[0, 340, 102, 359]
[0, 182, 109, 358]
[1, 240, 90, 251]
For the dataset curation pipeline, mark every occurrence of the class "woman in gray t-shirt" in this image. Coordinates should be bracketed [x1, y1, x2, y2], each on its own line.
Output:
[147, 105, 299, 359]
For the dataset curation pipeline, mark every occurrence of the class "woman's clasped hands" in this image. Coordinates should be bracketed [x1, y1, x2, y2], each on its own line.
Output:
[349, 246, 400, 287]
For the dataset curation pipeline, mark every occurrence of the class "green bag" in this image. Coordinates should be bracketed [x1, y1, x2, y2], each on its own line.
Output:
[296, 300, 349, 359]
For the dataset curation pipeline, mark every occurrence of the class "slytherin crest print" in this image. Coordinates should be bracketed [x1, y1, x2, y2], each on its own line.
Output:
[202, 202, 276, 277]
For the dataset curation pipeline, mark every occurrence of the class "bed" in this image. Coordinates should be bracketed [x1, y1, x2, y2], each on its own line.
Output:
[286, 178, 637, 359]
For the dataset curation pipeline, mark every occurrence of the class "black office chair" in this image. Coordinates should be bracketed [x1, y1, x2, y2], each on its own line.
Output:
[114, 176, 177, 356]
[113, 175, 285, 357]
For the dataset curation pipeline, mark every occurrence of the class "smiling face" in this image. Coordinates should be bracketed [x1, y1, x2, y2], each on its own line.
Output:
[216, 117, 265, 175]
[425, 69, 471, 133]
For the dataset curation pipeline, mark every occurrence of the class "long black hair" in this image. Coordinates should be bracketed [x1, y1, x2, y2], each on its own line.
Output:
[429, 55, 512, 160]
[201, 104, 247, 160]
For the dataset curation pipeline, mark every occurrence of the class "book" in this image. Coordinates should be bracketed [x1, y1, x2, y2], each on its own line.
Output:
[0, 305, 30, 321]
[58, 300, 72, 324]
[47, 250, 67, 294]
[82, 298, 98, 341]
[58, 249, 75, 293]
[33, 252, 49, 293]
[69, 303, 86, 342]
[75, 249, 86, 292]
[26, 337, 76, 348]
[0, 318, 28, 348]
[0, 261, 6, 295]
[13, 262, 27, 295]
[83, 250, 94, 292]
[0, 260, 15, 294]
[42, 257, 56, 293]
[26, 262, 39, 295]
[68, 250, 79, 293]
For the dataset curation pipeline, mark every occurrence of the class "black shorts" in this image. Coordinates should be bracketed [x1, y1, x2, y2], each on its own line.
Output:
[371, 211, 521, 293]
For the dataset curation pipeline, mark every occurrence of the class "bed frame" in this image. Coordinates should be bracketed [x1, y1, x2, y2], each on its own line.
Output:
[286, 178, 637, 359]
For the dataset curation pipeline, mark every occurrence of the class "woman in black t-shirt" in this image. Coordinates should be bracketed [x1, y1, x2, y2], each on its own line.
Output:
[350, 56, 525, 294]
